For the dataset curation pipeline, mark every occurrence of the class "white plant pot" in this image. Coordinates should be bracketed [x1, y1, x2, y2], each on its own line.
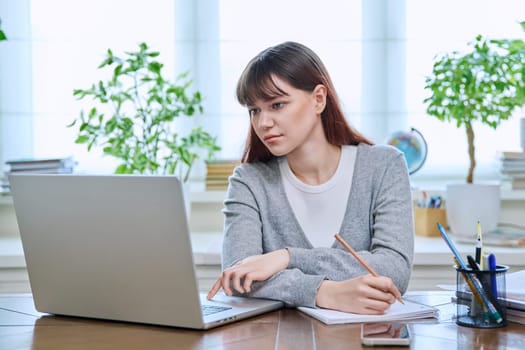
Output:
[445, 183, 500, 237]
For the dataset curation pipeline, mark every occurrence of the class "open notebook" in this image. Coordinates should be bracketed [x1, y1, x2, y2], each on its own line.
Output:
[298, 300, 438, 325]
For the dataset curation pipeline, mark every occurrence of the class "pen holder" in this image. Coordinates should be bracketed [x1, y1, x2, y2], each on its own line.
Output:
[455, 265, 508, 328]
[414, 207, 447, 237]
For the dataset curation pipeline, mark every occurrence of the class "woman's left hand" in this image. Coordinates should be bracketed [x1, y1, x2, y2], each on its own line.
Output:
[207, 249, 289, 300]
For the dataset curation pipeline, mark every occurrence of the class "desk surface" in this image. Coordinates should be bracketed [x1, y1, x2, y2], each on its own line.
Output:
[1, 292, 524, 350]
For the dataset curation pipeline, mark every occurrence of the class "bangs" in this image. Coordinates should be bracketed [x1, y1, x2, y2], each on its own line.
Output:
[237, 63, 288, 106]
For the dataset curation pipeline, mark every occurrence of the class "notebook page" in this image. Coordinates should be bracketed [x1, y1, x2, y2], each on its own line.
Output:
[297, 300, 438, 325]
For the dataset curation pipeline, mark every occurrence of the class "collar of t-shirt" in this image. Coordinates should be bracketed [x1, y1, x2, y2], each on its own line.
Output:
[278, 145, 357, 247]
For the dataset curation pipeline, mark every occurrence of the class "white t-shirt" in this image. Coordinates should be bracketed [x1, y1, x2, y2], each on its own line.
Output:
[279, 145, 357, 247]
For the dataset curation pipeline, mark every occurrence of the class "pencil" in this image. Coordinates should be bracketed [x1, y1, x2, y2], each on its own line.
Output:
[475, 221, 482, 267]
[334, 233, 404, 304]
[453, 257, 489, 321]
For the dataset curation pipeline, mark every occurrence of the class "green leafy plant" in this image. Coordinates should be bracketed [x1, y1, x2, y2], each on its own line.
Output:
[69, 42, 220, 181]
[424, 21, 525, 183]
[0, 18, 7, 41]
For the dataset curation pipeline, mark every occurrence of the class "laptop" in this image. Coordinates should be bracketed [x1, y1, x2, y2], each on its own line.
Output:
[8, 174, 283, 329]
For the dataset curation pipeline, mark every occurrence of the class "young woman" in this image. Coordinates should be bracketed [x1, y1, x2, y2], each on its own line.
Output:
[207, 41, 414, 314]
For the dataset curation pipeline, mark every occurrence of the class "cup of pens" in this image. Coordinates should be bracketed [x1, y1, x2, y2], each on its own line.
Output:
[455, 264, 508, 328]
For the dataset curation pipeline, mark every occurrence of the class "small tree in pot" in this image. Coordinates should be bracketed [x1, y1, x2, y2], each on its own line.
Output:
[423, 22, 525, 235]
[424, 22, 525, 184]
[69, 42, 220, 181]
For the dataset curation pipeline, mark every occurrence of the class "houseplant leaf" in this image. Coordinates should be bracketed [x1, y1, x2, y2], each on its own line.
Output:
[69, 42, 220, 179]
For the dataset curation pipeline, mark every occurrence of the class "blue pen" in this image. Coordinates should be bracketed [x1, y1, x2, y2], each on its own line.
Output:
[428, 195, 442, 208]
[488, 253, 498, 298]
[436, 223, 503, 323]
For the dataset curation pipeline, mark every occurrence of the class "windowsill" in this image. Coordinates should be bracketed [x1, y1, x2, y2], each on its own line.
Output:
[195, 183, 525, 201]
[3, 234, 525, 270]
[2, 181, 525, 269]
[0, 237, 26, 268]
[410, 179, 525, 198]
[0, 232, 223, 268]
[2, 180, 525, 206]
[0, 182, 228, 206]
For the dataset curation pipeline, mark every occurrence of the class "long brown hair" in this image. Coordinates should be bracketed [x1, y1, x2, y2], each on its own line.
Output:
[237, 41, 373, 163]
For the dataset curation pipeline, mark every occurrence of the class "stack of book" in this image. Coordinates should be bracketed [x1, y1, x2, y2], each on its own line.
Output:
[205, 159, 240, 191]
[505, 269, 525, 325]
[3, 156, 76, 192]
[499, 151, 525, 189]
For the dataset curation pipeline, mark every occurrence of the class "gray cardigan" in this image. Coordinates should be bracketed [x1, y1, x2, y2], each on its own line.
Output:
[221, 143, 414, 308]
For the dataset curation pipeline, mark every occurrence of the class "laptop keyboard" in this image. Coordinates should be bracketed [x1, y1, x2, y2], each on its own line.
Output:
[202, 305, 232, 316]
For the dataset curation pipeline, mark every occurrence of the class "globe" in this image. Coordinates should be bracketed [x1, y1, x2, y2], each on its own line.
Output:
[386, 128, 427, 175]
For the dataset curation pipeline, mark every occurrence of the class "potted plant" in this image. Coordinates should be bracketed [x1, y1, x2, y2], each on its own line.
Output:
[0, 18, 7, 41]
[424, 21, 525, 235]
[69, 42, 220, 182]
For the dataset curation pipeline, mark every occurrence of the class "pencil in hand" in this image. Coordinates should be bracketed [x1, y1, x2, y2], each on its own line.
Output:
[334, 233, 404, 304]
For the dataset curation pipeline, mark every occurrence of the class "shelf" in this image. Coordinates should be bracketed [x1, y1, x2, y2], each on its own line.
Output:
[0, 181, 227, 206]
[4, 234, 525, 269]
[0, 232, 222, 268]
[3, 188, 525, 206]
[0, 195, 13, 205]
[501, 189, 525, 200]
[413, 236, 525, 266]
[190, 190, 227, 203]
[3, 235, 525, 294]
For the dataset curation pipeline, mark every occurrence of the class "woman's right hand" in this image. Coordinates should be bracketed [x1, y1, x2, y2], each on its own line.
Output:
[315, 274, 400, 314]
[206, 248, 290, 300]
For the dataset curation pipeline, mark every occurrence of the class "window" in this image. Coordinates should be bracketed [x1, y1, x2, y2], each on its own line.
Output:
[406, 0, 525, 183]
[31, 0, 176, 173]
[2, 0, 525, 184]
[218, 0, 362, 159]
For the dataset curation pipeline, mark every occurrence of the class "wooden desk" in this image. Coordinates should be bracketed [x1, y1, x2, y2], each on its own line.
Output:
[1, 292, 524, 350]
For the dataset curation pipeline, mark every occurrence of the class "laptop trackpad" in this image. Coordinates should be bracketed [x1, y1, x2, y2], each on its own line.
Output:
[200, 293, 282, 324]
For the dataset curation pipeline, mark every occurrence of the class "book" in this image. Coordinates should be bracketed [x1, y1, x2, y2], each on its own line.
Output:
[504, 298, 525, 312]
[205, 159, 239, 191]
[499, 151, 525, 160]
[6, 167, 74, 174]
[499, 153, 525, 183]
[205, 159, 240, 167]
[451, 294, 525, 324]
[507, 308, 525, 325]
[206, 162, 239, 176]
[511, 177, 525, 189]
[2, 157, 77, 193]
[500, 162, 525, 175]
[6, 156, 76, 171]
[297, 300, 438, 325]
[205, 175, 233, 181]
[505, 269, 525, 302]
[205, 183, 229, 191]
